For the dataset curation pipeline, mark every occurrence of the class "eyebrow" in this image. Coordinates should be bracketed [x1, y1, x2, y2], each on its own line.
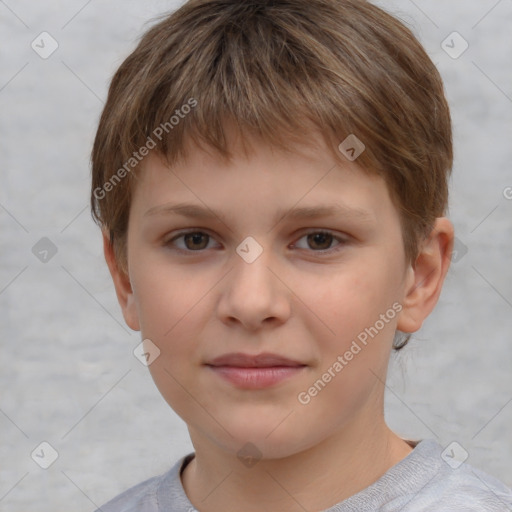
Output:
[144, 202, 374, 224]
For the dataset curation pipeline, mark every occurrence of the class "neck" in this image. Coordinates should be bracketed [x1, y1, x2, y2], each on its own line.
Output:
[181, 418, 412, 512]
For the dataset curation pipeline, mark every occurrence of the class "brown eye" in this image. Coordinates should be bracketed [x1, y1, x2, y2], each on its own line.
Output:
[292, 231, 345, 253]
[306, 232, 334, 250]
[183, 232, 210, 250]
[165, 230, 221, 253]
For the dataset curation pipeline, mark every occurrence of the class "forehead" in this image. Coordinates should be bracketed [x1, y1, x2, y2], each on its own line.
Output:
[130, 135, 400, 235]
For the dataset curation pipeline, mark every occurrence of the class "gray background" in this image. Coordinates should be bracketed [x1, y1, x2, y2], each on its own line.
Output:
[1, 0, 511, 510]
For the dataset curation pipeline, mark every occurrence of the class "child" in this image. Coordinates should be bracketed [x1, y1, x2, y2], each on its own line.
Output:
[91, 0, 512, 510]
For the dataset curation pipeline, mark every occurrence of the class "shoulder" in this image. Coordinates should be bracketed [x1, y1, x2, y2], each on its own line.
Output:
[95, 455, 194, 512]
[328, 440, 512, 512]
[95, 474, 162, 512]
[392, 440, 512, 512]
[414, 462, 512, 511]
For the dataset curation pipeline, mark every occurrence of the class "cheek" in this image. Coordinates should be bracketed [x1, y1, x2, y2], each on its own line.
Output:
[289, 268, 399, 432]
[293, 261, 402, 389]
[300, 264, 397, 338]
[131, 264, 216, 416]
[130, 262, 212, 354]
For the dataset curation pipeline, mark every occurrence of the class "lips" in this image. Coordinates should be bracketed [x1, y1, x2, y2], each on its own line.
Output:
[205, 352, 307, 389]
[207, 352, 305, 368]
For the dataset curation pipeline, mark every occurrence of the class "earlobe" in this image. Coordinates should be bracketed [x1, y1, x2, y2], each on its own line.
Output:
[102, 232, 141, 331]
[396, 218, 454, 333]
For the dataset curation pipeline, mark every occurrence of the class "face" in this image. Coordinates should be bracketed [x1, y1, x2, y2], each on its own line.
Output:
[119, 135, 415, 459]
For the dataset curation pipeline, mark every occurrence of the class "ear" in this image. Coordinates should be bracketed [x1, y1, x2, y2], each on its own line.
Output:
[397, 217, 454, 333]
[102, 231, 140, 331]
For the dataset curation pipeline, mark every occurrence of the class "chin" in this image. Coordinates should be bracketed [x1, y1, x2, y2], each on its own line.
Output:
[211, 414, 318, 460]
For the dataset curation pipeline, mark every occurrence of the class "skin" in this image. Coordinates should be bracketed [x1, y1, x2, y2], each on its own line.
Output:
[104, 132, 454, 512]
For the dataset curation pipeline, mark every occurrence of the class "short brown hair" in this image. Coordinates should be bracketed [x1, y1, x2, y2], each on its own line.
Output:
[91, 0, 452, 346]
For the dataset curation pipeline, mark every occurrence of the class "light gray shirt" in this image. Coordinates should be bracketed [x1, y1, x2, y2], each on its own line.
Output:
[96, 439, 512, 511]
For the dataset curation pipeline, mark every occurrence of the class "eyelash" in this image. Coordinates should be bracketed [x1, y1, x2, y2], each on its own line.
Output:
[164, 229, 348, 255]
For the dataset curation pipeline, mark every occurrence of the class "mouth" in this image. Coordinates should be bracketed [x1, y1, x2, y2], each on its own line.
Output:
[205, 352, 307, 389]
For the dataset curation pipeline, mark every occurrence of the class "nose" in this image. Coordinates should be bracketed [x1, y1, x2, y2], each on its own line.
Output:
[216, 247, 291, 331]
